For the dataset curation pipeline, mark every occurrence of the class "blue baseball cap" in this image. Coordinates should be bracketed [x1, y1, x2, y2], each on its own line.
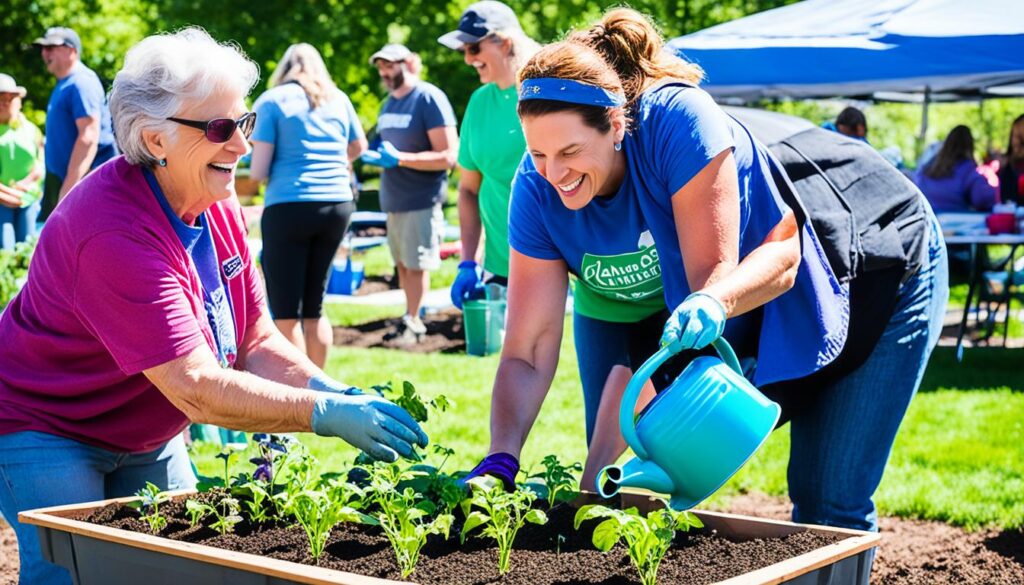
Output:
[438, 1, 522, 50]
[33, 27, 82, 53]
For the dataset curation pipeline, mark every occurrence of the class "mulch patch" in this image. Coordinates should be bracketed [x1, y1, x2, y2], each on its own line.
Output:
[352, 274, 400, 296]
[5, 491, 1023, 583]
[79, 494, 839, 585]
[333, 307, 467, 354]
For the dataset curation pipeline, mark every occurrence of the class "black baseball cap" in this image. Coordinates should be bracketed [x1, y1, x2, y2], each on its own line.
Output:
[33, 27, 82, 53]
[438, 1, 522, 50]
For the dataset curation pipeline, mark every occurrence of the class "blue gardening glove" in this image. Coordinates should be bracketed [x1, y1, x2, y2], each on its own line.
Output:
[458, 452, 520, 491]
[307, 373, 361, 395]
[310, 392, 428, 462]
[359, 141, 401, 168]
[450, 260, 485, 310]
[661, 292, 727, 352]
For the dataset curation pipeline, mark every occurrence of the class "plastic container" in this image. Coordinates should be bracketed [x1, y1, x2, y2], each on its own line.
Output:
[463, 299, 506, 356]
[327, 258, 364, 295]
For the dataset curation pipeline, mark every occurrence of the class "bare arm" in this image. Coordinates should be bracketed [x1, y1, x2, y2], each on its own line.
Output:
[457, 167, 484, 264]
[234, 312, 330, 387]
[488, 250, 569, 458]
[672, 149, 800, 316]
[248, 140, 273, 182]
[59, 116, 100, 199]
[395, 126, 458, 171]
[143, 344, 319, 432]
[348, 135, 368, 163]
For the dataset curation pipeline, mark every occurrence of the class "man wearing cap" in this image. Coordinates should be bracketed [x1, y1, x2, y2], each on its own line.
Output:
[362, 44, 458, 344]
[0, 73, 44, 250]
[34, 27, 116, 220]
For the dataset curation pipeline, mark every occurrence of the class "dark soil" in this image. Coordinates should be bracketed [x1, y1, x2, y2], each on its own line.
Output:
[79, 493, 839, 585]
[353, 274, 400, 296]
[333, 308, 467, 354]
[5, 492, 1023, 584]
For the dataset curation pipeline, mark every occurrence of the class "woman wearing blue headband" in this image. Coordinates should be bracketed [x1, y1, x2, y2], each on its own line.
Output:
[464, 7, 947, 552]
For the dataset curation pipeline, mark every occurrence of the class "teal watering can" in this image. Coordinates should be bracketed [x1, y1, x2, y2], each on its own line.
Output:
[596, 338, 781, 510]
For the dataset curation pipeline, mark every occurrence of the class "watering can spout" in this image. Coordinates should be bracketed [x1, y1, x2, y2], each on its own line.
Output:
[596, 457, 674, 499]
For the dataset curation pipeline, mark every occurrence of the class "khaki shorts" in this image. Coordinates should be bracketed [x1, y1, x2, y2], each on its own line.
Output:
[386, 204, 444, 271]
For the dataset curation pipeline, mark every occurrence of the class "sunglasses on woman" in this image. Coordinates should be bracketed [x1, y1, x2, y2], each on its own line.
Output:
[461, 35, 495, 56]
[166, 112, 256, 143]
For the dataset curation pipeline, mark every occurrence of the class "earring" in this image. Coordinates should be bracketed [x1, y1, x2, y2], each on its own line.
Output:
[614, 142, 622, 152]
[158, 158, 167, 167]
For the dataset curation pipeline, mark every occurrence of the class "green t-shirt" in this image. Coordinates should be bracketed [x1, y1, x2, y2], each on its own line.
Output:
[457, 83, 525, 278]
[0, 115, 42, 207]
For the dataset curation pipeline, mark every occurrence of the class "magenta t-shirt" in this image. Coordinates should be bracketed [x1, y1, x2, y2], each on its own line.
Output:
[0, 156, 266, 452]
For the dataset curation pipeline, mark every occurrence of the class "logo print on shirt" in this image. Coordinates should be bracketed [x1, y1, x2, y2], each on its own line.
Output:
[222, 255, 243, 280]
[377, 113, 413, 130]
[580, 231, 663, 301]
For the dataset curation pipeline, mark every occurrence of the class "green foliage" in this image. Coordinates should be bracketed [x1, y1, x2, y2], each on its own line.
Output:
[460, 476, 547, 575]
[526, 454, 583, 509]
[575, 503, 703, 585]
[0, 237, 36, 311]
[127, 482, 170, 534]
[280, 479, 375, 561]
[185, 495, 243, 535]
[359, 461, 454, 577]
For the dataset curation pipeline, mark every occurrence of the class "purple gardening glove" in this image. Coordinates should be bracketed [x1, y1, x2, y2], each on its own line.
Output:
[459, 452, 520, 491]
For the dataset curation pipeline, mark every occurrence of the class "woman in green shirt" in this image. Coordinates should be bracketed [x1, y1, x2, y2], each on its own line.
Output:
[0, 74, 44, 251]
[438, 1, 538, 303]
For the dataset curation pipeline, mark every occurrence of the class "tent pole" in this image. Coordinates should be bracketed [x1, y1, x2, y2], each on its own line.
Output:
[917, 86, 932, 161]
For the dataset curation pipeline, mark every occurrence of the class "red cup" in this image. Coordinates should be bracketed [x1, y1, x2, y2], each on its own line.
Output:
[986, 212, 1016, 235]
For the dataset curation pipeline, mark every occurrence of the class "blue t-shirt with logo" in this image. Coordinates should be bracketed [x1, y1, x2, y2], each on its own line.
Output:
[509, 154, 666, 323]
[44, 63, 116, 179]
[252, 83, 365, 207]
[626, 84, 849, 386]
[376, 82, 456, 213]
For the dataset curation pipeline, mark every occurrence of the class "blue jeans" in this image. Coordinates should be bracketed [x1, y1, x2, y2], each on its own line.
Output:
[0, 200, 40, 251]
[0, 431, 196, 584]
[788, 217, 949, 533]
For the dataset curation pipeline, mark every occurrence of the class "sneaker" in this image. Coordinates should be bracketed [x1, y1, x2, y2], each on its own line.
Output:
[384, 314, 427, 345]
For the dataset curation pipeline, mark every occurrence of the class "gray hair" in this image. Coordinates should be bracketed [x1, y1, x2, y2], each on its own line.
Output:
[109, 27, 259, 166]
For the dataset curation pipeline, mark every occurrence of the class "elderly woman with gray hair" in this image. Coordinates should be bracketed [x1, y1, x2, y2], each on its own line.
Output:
[0, 29, 425, 585]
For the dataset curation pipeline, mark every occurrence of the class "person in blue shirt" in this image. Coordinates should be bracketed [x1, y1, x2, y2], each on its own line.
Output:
[466, 8, 948, 553]
[250, 43, 368, 367]
[362, 44, 458, 344]
[33, 27, 116, 220]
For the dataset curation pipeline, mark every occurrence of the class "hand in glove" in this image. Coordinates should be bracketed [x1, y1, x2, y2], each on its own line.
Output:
[450, 260, 486, 309]
[458, 452, 520, 491]
[310, 392, 428, 462]
[660, 292, 727, 352]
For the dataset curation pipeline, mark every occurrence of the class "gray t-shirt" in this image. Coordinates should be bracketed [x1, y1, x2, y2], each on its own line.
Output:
[377, 82, 457, 212]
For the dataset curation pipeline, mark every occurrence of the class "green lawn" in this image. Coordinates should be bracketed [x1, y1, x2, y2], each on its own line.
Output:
[194, 302, 1024, 531]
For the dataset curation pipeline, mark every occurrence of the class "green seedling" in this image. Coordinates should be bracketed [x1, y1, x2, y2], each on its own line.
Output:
[360, 462, 454, 577]
[282, 479, 375, 562]
[185, 495, 243, 535]
[574, 503, 703, 585]
[128, 482, 170, 534]
[527, 454, 583, 509]
[460, 476, 548, 575]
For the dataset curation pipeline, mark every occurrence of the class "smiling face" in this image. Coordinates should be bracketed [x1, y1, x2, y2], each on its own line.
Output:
[143, 88, 250, 221]
[521, 109, 627, 210]
[462, 36, 513, 87]
[40, 45, 76, 78]
[0, 93, 21, 124]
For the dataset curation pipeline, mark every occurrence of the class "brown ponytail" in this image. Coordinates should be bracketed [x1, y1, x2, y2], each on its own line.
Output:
[517, 8, 702, 132]
[571, 8, 702, 104]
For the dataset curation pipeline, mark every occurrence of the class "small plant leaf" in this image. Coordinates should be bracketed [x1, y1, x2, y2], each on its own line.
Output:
[460, 510, 491, 543]
[524, 508, 547, 525]
[592, 518, 621, 552]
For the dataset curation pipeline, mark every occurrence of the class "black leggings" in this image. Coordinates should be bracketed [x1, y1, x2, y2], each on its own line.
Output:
[261, 200, 355, 319]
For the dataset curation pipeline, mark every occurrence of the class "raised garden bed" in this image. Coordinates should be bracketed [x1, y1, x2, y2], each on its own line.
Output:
[21, 489, 877, 585]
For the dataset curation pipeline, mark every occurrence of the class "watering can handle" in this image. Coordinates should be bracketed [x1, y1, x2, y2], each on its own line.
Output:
[620, 338, 742, 460]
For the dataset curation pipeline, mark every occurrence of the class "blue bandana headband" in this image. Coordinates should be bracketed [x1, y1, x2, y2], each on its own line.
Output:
[519, 78, 626, 108]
